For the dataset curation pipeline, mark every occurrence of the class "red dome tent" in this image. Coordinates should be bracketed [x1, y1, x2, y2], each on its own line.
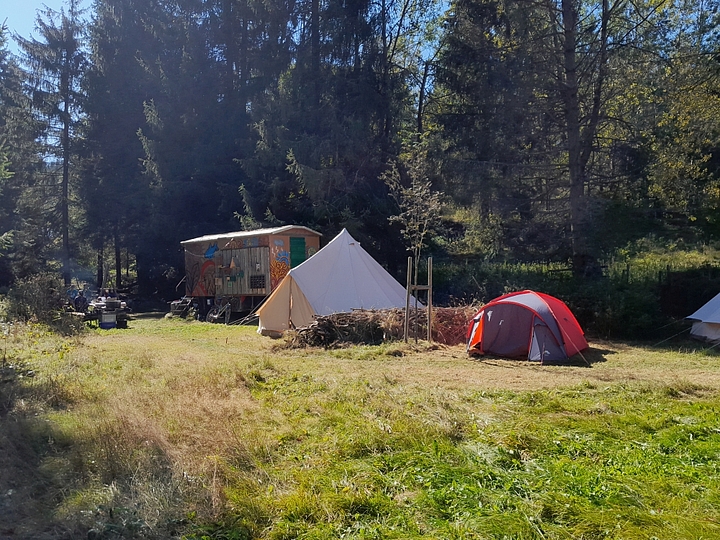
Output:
[466, 290, 588, 363]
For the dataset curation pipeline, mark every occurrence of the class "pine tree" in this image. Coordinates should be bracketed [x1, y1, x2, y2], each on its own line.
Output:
[82, 0, 165, 290]
[15, 0, 86, 286]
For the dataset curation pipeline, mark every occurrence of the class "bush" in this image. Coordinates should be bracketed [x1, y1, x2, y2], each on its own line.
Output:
[554, 279, 666, 340]
[5, 273, 84, 334]
[432, 259, 672, 340]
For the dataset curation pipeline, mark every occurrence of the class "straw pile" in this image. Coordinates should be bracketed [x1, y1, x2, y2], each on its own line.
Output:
[288, 306, 476, 348]
[381, 306, 477, 345]
[433, 306, 477, 344]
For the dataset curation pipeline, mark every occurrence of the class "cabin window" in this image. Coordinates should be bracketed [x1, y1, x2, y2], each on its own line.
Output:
[250, 274, 266, 289]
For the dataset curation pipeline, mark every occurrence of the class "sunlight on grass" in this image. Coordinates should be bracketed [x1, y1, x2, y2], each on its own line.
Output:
[3, 318, 720, 538]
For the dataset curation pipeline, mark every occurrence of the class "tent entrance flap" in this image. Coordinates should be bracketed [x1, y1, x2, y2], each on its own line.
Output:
[529, 320, 565, 362]
[288, 277, 315, 329]
[481, 304, 534, 358]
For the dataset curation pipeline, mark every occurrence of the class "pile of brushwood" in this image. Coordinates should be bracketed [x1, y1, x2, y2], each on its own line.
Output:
[288, 307, 476, 348]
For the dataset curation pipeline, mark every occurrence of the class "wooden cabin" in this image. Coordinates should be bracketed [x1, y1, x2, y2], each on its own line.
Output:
[181, 226, 322, 316]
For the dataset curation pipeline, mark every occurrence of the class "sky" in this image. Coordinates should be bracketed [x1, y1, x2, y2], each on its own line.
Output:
[2, 0, 75, 46]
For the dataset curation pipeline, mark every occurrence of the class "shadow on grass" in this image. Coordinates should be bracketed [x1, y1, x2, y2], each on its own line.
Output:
[651, 335, 720, 356]
[470, 345, 613, 368]
[131, 311, 169, 320]
[0, 364, 72, 539]
[574, 346, 613, 366]
[0, 356, 184, 539]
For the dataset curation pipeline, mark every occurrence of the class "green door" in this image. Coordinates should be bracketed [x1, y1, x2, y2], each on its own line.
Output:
[290, 237, 306, 268]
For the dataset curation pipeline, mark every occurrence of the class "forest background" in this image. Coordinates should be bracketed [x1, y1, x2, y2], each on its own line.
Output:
[2, 0, 720, 338]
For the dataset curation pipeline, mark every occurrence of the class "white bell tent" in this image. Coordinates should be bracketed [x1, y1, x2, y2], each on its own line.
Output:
[688, 292, 720, 342]
[257, 228, 412, 334]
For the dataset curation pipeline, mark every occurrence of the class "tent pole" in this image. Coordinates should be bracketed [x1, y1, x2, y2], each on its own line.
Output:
[404, 256, 412, 343]
[288, 278, 293, 329]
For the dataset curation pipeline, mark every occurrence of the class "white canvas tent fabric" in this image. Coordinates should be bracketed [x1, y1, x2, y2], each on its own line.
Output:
[257, 228, 411, 334]
[688, 292, 720, 342]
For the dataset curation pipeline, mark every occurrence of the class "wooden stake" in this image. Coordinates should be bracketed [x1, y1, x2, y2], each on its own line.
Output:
[427, 257, 433, 343]
[404, 256, 412, 342]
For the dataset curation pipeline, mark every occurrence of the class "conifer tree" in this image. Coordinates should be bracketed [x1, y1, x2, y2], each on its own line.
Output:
[82, 0, 164, 290]
[0, 24, 47, 284]
[15, 0, 86, 286]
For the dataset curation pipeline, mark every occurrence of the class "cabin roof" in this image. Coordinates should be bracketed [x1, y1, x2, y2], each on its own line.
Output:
[181, 225, 322, 245]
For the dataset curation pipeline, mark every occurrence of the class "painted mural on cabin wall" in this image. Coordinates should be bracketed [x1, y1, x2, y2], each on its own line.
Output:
[187, 251, 216, 297]
[187, 236, 273, 297]
[270, 238, 290, 289]
[268, 238, 318, 289]
[186, 241, 227, 297]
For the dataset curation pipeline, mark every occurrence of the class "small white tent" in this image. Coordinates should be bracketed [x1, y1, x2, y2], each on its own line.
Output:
[257, 228, 412, 334]
[688, 292, 720, 342]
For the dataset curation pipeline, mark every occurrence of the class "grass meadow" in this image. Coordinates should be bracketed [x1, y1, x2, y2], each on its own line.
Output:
[1, 315, 720, 539]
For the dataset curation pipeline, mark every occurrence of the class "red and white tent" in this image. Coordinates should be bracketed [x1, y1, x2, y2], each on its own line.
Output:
[467, 290, 588, 362]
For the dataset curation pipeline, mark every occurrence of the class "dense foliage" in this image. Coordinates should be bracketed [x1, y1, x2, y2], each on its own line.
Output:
[2, 0, 720, 323]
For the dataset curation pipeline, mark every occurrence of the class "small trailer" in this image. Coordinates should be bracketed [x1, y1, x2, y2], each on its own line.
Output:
[180, 225, 322, 320]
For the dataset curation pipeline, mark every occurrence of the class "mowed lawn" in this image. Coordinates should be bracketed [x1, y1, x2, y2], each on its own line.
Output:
[2, 315, 720, 539]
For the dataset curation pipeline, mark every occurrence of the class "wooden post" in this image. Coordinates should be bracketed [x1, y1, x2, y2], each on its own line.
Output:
[404, 256, 412, 343]
[427, 257, 433, 343]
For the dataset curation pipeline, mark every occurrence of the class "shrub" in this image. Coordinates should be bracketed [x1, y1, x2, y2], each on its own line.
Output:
[5, 273, 84, 334]
[432, 259, 672, 340]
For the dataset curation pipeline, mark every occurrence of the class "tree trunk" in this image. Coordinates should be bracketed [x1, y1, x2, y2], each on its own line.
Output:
[311, 0, 320, 106]
[561, 0, 588, 276]
[136, 251, 152, 296]
[222, 0, 237, 97]
[114, 223, 122, 291]
[381, 0, 389, 138]
[417, 61, 430, 140]
[97, 240, 104, 290]
[61, 67, 71, 286]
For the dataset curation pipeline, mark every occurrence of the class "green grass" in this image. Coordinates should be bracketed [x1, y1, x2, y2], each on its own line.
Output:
[212, 379, 720, 539]
[1, 317, 720, 539]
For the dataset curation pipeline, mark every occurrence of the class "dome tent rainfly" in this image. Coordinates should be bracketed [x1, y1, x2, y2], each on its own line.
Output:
[257, 228, 416, 335]
[466, 290, 589, 363]
[687, 292, 720, 342]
